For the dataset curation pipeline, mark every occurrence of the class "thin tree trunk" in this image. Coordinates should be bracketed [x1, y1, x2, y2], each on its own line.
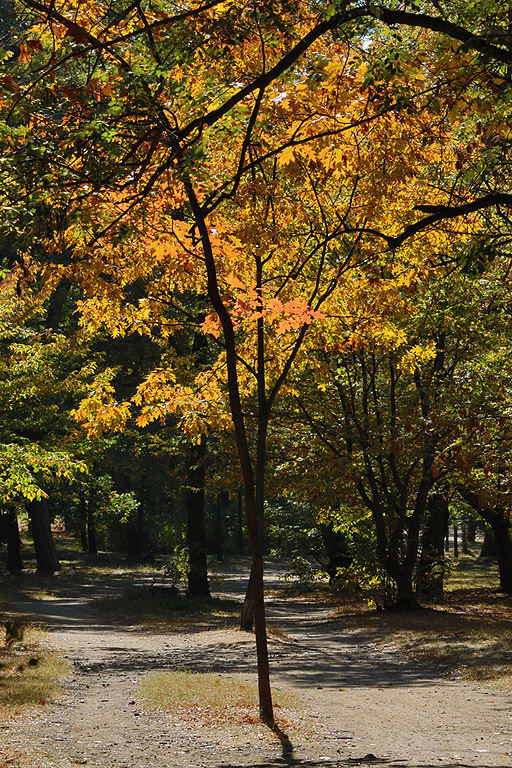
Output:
[216, 492, 223, 563]
[462, 523, 469, 554]
[238, 485, 244, 555]
[240, 569, 254, 631]
[5, 509, 23, 571]
[27, 498, 60, 572]
[185, 172, 273, 723]
[87, 505, 97, 554]
[453, 525, 459, 559]
[79, 491, 88, 551]
[186, 439, 211, 599]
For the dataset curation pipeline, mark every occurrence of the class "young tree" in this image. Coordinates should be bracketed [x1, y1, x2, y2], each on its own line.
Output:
[3, 0, 512, 720]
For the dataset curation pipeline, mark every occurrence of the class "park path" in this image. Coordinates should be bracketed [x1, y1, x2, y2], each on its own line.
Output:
[1, 564, 512, 768]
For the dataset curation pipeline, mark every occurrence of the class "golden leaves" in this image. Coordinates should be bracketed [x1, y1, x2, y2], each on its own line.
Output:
[132, 367, 231, 441]
[71, 375, 131, 438]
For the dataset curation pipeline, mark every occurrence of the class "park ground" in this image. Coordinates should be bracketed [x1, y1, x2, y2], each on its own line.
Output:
[0, 538, 511, 768]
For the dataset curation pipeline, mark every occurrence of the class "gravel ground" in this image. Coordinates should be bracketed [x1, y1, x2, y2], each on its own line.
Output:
[1, 566, 511, 768]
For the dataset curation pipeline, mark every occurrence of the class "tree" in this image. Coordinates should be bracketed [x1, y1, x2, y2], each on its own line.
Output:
[3, 0, 512, 720]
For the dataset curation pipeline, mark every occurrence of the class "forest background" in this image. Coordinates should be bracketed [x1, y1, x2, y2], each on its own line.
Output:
[0, 0, 512, 723]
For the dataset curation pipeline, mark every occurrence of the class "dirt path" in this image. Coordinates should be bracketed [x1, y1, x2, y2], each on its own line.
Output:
[2, 567, 512, 768]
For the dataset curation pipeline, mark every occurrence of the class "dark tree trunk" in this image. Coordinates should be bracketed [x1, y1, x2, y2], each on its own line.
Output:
[320, 523, 352, 589]
[87, 505, 97, 554]
[215, 492, 223, 563]
[240, 569, 254, 631]
[462, 524, 469, 554]
[5, 509, 23, 571]
[490, 517, 512, 593]
[79, 491, 88, 551]
[417, 493, 449, 599]
[237, 486, 244, 555]
[186, 439, 211, 599]
[467, 518, 477, 543]
[453, 525, 459, 559]
[27, 498, 60, 572]
[480, 528, 498, 559]
[126, 490, 146, 562]
[458, 488, 512, 593]
[478, 516, 512, 593]
[391, 565, 419, 610]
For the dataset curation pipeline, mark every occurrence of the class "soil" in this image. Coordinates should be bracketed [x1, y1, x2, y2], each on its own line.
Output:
[1, 565, 512, 768]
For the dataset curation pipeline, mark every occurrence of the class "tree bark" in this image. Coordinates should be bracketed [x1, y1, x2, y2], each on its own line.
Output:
[240, 569, 254, 631]
[479, 528, 497, 559]
[26, 498, 60, 572]
[186, 438, 211, 599]
[237, 485, 245, 555]
[5, 509, 23, 571]
[462, 523, 469, 554]
[215, 492, 223, 563]
[320, 523, 353, 589]
[393, 567, 419, 609]
[416, 493, 449, 599]
[87, 504, 97, 554]
[488, 516, 512, 593]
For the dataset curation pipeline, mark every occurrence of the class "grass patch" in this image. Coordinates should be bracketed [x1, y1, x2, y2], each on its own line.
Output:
[140, 670, 306, 734]
[0, 626, 69, 720]
[445, 552, 500, 591]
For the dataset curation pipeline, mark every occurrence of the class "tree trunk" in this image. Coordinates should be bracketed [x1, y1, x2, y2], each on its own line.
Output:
[79, 491, 88, 551]
[320, 523, 352, 589]
[186, 439, 211, 599]
[492, 520, 512, 593]
[5, 509, 23, 571]
[237, 485, 245, 555]
[186, 173, 273, 723]
[392, 566, 419, 610]
[453, 525, 459, 559]
[467, 518, 477, 543]
[416, 493, 449, 599]
[483, 516, 512, 593]
[240, 569, 254, 631]
[480, 528, 497, 559]
[215, 492, 223, 563]
[462, 523, 469, 554]
[27, 498, 60, 572]
[457, 488, 512, 593]
[87, 504, 97, 554]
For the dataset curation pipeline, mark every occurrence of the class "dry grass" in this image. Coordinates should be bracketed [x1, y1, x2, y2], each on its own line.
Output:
[140, 670, 310, 739]
[0, 626, 69, 720]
